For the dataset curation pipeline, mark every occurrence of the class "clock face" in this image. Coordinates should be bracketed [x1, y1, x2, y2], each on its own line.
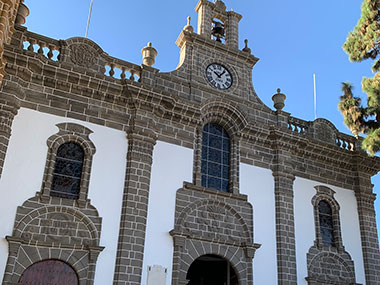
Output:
[206, 63, 233, 90]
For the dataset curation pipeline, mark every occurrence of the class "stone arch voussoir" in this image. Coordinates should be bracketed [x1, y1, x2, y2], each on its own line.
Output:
[14, 205, 99, 243]
[200, 98, 248, 137]
[176, 198, 252, 242]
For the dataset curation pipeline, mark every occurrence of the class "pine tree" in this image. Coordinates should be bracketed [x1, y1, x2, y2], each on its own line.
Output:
[339, 0, 380, 155]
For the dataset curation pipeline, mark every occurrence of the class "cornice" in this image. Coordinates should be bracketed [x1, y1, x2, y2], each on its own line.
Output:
[176, 30, 259, 67]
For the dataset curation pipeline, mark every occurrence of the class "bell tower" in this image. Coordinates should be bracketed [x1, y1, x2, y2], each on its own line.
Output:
[175, 0, 259, 103]
[195, 0, 242, 49]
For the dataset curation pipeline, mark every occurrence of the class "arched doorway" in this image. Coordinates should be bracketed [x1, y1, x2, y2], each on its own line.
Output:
[186, 254, 238, 285]
[19, 259, 79, 285]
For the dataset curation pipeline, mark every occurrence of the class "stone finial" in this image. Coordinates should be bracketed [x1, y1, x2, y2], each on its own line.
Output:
[242, 39, 251, 53]
[215, 0, 226, 11]
[141, 42, 158, 67]
[272, 88, 286, 111]
[183, 16, 194, 33]
[15, 2, 29, 25]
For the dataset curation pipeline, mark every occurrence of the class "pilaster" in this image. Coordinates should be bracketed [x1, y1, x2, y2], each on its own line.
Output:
[354, 164, 380, 285]
[271, 130, 297, 284]
[0, 94, 19, 179]
[0, 0, 23, 84]
[113, 122, 157, 285]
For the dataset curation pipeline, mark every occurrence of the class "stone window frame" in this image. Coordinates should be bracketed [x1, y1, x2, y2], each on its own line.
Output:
[200, 122, 231, 192]
[311, 185, 344, 250]
[194, 119, 239, 194]
[40, 122, 96, 207]
[193, 99, 247, 194]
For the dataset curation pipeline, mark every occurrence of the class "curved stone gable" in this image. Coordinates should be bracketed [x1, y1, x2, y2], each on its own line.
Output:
[312, 118, 338, 145]
[62, 37, 107, 73]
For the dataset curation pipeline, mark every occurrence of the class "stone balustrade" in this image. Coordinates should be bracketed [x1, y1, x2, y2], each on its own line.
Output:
[19, 29, 141, 83]
[336, 134, 356, 151]
[288, 117, 309, 135]
[104, 56, 141, 82]
[288, 116, 357, 152]
[22, 30, 61, 61]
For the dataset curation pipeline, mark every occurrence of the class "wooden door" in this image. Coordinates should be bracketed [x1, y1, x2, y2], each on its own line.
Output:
[19, 259, 79, 285]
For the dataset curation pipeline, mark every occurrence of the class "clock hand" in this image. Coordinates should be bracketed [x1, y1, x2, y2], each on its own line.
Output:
[213, 71, 221, 78]
[219, 70, 226, 77]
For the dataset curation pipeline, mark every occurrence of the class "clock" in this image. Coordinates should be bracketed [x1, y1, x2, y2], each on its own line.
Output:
[205, 63, 233, 90]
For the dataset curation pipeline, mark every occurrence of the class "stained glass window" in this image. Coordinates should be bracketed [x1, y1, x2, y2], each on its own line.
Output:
[201, 123, 230, 192]
[318, 200, 334, 246]
[50, 142, 84, 199]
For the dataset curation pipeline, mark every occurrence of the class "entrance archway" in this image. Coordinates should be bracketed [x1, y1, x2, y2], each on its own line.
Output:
[19, 259, 79, 285]
[186, 254, 238, 285]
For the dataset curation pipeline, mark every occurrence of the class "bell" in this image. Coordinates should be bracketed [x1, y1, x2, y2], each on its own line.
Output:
[211, 21, 224, 42]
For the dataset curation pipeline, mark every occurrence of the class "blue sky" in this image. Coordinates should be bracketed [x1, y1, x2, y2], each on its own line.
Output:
[23, 0, 380, 235]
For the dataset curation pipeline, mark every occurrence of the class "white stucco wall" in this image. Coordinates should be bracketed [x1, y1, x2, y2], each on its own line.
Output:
[141, 141, 193, 285]
[0, 108, 127, 285]
[293, 177, 365, 284]
[240, 163, 277, 285]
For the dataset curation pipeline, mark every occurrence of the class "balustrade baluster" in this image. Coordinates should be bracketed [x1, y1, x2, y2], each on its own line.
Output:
[37, 42, 44, 55]
[57, 48, 61, 61]
[120, 67, 126, 80]
[27, 39, 35, 52]
[109, 64, 115, 77]
[47, 45, 54, 60]
[129, 70, 135, 81]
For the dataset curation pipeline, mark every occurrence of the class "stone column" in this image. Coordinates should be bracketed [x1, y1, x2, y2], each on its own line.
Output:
[355, 169, 380, 284]
[113, 126, 156, 285]
[225, 11, 241, 49]
[0, 94, 20, 180]
[271, 133, 297, 284]
[195, 0, 212, 39]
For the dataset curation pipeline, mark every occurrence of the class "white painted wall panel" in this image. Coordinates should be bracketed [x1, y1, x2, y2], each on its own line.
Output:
[335, 186, 365, 284]
[293, 177, 365, 284]
[293, 178, 317, 285]
[142, 141, 193, 285]
[0, 108, 127, 285]
[240, 163, 277, 285]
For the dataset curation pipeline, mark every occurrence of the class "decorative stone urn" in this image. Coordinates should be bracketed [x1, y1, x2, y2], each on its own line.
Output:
[141, 42, 158, 67]
[16, 2, 29, 25]
[272, 88, 286, 111]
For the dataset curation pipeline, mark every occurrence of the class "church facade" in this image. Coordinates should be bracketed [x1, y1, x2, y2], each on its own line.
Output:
[0, 1, 380, 284]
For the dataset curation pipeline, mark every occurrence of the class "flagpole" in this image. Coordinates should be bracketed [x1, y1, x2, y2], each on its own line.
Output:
[313, 73, 317, 120]
[85, 0, 94, 38]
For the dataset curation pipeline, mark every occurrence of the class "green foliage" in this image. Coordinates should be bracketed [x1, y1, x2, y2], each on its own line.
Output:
[340, 0, 380, 155]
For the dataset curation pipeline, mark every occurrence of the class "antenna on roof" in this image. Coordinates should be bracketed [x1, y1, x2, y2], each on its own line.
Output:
[313, 73, 317, 120]
[85, 0, 94, 38]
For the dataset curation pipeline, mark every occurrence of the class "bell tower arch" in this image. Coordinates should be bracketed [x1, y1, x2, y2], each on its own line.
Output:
[195, 0, 242, 49]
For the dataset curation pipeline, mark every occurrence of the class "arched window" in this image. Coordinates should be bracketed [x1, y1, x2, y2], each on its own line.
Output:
[50, 142, 84, 200]
[201, 123, 230, 192]
[318, 200, 334, 246]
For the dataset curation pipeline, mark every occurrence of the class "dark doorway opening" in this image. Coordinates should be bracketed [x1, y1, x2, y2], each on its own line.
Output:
[19, 259, 79, 285]
[186, 254, 238, 285]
